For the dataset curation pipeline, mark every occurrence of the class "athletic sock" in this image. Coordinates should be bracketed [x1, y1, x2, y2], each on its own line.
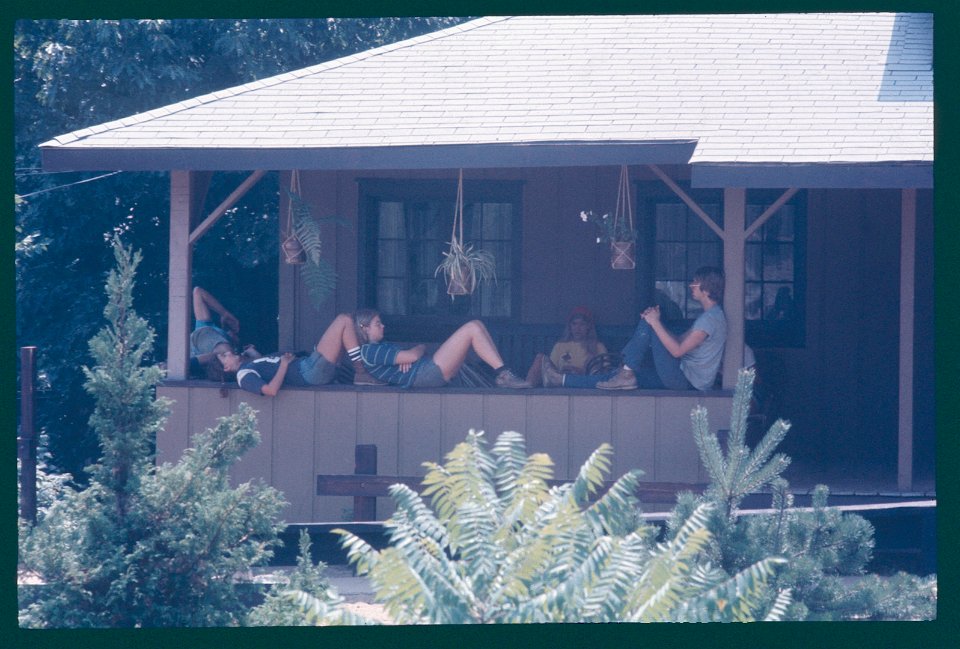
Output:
[347, 346, 362, 362]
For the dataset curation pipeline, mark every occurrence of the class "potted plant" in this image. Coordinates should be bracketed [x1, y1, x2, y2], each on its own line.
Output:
[435, 170, 497, 297]
[581, 165, 638, 269]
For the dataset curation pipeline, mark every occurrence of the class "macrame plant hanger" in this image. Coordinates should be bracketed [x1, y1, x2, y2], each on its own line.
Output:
[610, 164, 636, 270]
[281, 170, 306, 264]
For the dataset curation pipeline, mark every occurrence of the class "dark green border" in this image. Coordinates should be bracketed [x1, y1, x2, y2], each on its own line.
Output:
[5, 2, 957, 648]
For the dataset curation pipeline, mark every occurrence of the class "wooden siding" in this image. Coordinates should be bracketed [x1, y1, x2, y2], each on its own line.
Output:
[157, 384, 733, 523]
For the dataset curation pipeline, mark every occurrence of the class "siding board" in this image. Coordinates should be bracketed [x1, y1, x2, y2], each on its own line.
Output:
[314, 391, 359, 521]
[570, 394, 614, 480]
[272, 390, 316, 522]
[524, 395, 571, 478]
[613, 395, 658, 482]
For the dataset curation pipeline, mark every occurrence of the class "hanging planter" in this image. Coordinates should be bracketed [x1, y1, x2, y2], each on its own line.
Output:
[282, 170, 352, 310]
[610, 241, 636, 269]
[435, 169, 496, 298]
[608, 164, 637, 269]
[580, 164, 638, 270]
[282, 170, 306, 264]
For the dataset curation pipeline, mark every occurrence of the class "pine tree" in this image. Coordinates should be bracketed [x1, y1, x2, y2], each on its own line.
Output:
[671, 368, 936, 621]
[19, 238, 286, 627]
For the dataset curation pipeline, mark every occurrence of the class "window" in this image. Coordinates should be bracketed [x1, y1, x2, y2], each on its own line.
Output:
[744, 190, 806, 347]
[640, 183, 805, 347]
[359, 179, 521, 337]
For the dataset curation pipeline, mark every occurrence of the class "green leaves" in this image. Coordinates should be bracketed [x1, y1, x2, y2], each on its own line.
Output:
[19, 240, 285, 628]
[328, 429, 789, 624]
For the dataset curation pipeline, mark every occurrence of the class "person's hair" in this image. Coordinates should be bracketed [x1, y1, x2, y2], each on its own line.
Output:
[559, 306, 600, 357]
[693, 266, 725, 304]
[354, 309, 381, 344]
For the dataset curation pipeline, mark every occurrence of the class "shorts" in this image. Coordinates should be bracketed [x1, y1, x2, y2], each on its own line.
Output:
[292, 351, 337, 386]
[190, 321, 230, 356]
[410, 358, 447, 388]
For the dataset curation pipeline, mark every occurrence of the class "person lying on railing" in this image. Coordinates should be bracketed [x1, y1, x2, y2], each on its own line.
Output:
[542, 266, 727, 391]
[189, 286, 260, 378]
[354, 309, 531, 389]
[526, 305, 610, 386]
[212, 313, 384, 395]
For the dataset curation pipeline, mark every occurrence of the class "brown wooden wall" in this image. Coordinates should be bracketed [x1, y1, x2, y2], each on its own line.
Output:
[157, 384, 732, 523]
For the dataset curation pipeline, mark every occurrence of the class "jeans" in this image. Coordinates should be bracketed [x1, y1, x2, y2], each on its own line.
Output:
[620, 320, 694, 390]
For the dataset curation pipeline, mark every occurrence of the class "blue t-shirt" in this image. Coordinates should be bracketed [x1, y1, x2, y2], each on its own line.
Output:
[679, 305, 727, 390]
[360, 342, 428, 388]
[236, 356, 308, 395]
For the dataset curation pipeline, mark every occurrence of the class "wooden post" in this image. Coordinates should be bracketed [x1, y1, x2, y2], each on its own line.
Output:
[354, 444, 378, 521]
[18, 346, 37, 524]
[722, 187, 746, 389]
[898, 188, 916, 491]
[167, 171, 195, 380]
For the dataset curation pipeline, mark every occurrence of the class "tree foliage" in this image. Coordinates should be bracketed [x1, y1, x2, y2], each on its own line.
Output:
[18, 239, 286, 628]
[321, 430, 789, 624]
[668, 368, 936, 621]
[14, 17, 469, 479]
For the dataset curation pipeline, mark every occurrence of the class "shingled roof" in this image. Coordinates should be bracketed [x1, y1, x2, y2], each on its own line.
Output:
[40, 13, 933, 187]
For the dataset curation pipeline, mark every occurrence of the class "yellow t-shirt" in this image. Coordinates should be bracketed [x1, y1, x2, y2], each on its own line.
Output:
[549, 341, 607, 374]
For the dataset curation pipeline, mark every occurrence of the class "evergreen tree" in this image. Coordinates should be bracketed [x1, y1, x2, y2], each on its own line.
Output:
[18, 238, 286, 628]
[670, 368, 936, 621]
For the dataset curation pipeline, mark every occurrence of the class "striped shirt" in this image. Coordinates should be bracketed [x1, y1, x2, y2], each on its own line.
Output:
[360, 342, 425, 388]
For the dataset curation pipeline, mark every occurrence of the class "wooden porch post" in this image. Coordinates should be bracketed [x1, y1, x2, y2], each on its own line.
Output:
[898, 188, 916, 491]
[721, 188, 746, 390]
[167, 171, 195, 380]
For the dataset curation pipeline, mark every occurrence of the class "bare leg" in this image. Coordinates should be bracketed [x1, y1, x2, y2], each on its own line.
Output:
[315, 313, 357, 364]
[431, 320, 505, 381]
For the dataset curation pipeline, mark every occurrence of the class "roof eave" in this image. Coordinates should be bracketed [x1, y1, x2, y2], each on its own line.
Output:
[691, 162, 933, 189]
[40, 140, 699, 172]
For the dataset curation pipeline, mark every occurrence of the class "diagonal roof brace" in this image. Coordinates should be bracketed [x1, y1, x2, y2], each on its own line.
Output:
[188, 169, 267, 245]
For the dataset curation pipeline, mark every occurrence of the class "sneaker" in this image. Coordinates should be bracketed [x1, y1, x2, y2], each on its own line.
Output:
[541, 357, 564, 388]
[596, 368, 637, 390]
[495, 368, 532, 389]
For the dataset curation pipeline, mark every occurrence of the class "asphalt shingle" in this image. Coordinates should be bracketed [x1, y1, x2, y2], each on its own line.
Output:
[41, 13, 932, 166]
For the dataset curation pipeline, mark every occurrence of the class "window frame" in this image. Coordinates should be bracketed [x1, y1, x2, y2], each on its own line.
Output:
[635, 181, 806, 348]
[358, 178, 524, 342]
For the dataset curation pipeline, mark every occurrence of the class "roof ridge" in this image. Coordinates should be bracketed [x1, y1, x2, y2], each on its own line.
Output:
[44, 16, 511, 148]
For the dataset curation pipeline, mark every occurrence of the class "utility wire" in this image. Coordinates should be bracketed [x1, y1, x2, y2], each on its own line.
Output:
[17, 171, 122, 198]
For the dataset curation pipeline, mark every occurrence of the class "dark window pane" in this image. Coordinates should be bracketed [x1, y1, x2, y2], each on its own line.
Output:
[745, 243, 763, 281]
[656, 242, 686, 278]
[378, 202, 405, 238]
[762, 243, 794, 281]
[745, 282, 763, 320]
[656, 204, 687, 240]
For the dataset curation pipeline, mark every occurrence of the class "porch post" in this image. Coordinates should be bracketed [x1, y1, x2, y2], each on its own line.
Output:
[167, 171, 195, 380]
[721, 188, 746, 390]
[898, 188, 916, 490]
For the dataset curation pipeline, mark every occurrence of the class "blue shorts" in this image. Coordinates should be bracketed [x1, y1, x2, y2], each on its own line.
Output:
[410, 358, 447, 388]
[292, 351, 337, 386]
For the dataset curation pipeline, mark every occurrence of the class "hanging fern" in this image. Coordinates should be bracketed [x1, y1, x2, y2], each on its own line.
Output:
[286, 189, 351, 310]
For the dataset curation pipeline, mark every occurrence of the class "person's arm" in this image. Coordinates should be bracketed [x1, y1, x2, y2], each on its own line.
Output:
[642, 306, 707, 358]
[192, 286, 240, 334]
[259, 353, 294, 397]
[395, 344, 425, 373]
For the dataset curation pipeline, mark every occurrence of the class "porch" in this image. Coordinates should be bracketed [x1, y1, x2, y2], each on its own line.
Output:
[157, 382, 736, 524]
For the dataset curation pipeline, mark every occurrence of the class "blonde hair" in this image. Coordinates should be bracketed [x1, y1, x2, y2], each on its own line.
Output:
[354, 309, 381, 344]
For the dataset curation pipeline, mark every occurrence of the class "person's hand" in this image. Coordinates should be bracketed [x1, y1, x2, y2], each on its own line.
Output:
[279, 352, 295, 366]
[399, 362, 413, 373]
[641, 305, 661, 324]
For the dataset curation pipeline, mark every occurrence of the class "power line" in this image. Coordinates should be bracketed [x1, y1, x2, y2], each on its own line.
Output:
[17, 171, 123, 198]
